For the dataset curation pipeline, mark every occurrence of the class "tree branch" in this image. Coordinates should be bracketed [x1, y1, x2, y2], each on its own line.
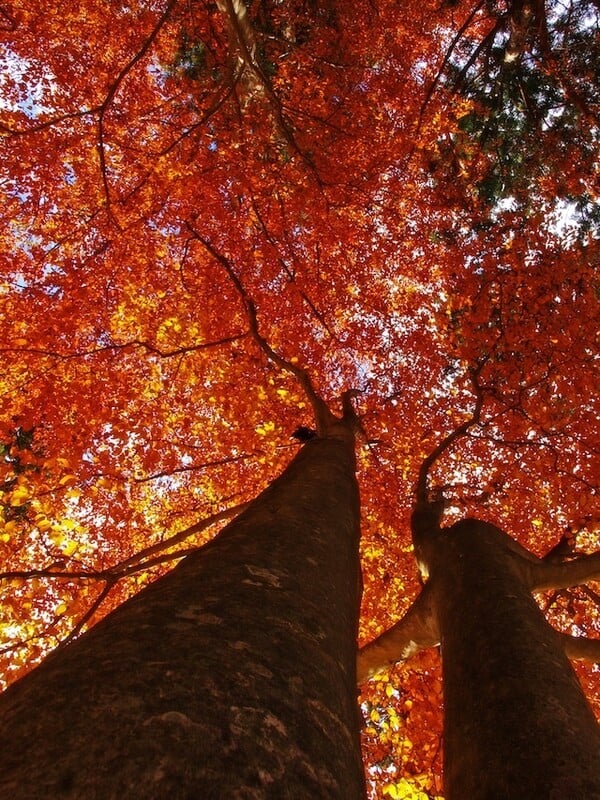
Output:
[185, 224, 338, 435]
[0, 334, 244, 363]
[109, 502, 250, 575]
[0, 504, 249, 585]
[132, 453, 252, 485]
[528, 551, 600, 592]
[216, 0, 317, 173]
[357, 584, 439, 683]
[53, 580, 116, 651]
[560, 632, 600, 663]
[96, 0, 178, 212]
[414, 359, 487, 505]
[411, 361, 488, 563]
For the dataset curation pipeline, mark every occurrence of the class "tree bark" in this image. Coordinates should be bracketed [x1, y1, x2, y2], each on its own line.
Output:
[431, 519, 600, 800]
[0, 435, 365, 799]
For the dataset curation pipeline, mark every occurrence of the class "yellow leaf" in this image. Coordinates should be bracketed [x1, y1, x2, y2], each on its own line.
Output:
[61, 540, 78, 556]
[255, 421, 276, 436]
[10, 486, 30, 506]
[384, 779, 429, 800]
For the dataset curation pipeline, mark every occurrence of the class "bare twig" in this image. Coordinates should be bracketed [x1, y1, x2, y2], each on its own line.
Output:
[53, 580, 116, 651]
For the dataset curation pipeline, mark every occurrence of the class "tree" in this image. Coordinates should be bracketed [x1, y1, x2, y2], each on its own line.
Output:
[0, 0, 598, 797]
[0, 398, 365, 798]
[359, 388, 600, 797]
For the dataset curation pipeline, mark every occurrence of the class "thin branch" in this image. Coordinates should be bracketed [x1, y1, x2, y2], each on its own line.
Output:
[0, 503, 249, 585]
[109, 546, 202, 579]
[414, 0, 487, 140]
[127, 335, 245, 357]
[0, 106, 102, 137]
[185, 224, 336, 433]
[116, 79, 240, 208]
[0, 568, 104, 582]
[415, 359, 487, 504]
[133, 453, 253, 485]
[0, 334, 244, 362]
[53, 580, 116, 651]
[246, 193, 337, 339]
[109, 502, 250, 575]
[96, 0, 178, 211]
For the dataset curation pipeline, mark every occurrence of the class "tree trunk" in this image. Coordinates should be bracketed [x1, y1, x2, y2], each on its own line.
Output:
[0, 435, 365, 799]
[432, 519, 600, 800]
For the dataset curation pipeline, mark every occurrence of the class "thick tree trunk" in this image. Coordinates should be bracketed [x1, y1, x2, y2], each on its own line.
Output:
[432, 519, 600, 800]
[0, 435, 365, 799]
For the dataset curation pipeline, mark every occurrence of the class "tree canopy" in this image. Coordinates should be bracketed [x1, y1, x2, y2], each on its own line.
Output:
[0, 0, 598, 796]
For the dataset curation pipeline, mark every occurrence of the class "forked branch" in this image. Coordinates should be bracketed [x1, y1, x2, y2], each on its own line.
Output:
[412, 361, 487, 564]
[186, 223, 343, 435]
[414, 359, 487, 506]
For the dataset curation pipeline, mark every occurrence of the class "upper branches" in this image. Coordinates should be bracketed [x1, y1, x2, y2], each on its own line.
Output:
[214, 0, 314, 169]
[185, 221, 361, 439]
[414, 359, 487, 505]
[411, 360, 488, 566]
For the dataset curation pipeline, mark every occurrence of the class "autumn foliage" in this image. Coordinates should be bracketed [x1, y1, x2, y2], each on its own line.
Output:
[0, 0, 598, 796]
